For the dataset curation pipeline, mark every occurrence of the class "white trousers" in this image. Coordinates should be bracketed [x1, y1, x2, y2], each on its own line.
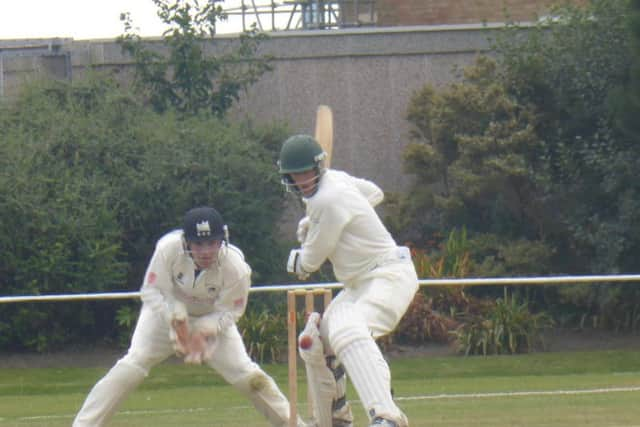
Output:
[322, 260, 419, 344]
[74, 304, 291, 426]
[319, 260, 418, 425]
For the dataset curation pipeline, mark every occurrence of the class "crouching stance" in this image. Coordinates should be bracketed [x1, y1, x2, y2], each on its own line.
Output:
[279, 135, 419, 427]
[74, 206, 303, 427]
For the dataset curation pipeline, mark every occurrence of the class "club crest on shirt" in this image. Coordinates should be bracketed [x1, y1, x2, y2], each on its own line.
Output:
[207, 287, 217, 295]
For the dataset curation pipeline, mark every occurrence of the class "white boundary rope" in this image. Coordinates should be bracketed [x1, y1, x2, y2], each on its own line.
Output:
[1, 274, 640, 304]
[394, 385, 640, 400]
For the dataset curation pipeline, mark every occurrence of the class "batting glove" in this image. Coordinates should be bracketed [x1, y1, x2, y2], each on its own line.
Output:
[287, 248, 310, 280]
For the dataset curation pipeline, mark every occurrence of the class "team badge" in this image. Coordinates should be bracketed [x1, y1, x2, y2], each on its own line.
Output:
[196, 221, 211, 237]
[147, 272, 157, 285]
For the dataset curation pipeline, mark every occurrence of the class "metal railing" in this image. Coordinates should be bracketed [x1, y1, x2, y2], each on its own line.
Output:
[2, 274, 640, 304]
[223, 0, 377, 32]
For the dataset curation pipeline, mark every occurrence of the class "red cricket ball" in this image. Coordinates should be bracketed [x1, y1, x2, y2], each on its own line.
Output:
[299, 335, 313, 350]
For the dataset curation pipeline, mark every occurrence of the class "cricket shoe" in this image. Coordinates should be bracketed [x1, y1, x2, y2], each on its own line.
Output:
[369, 418, 397, 427]
[368, 409, 408, 427]
[332, 397, 354, 427]
[303, 420, 351, 427]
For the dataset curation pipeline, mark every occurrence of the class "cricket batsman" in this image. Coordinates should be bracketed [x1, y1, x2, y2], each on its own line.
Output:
[73, 206, 306, 427]
[278, 135, 419, 427]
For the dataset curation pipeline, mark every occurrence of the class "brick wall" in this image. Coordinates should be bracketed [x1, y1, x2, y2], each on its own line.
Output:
[376, 0, 585, 26]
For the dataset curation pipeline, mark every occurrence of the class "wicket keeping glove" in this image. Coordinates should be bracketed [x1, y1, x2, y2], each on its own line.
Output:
[183, 332, 216, 365]
[170, 318, 191, 356]
[287, 248, 310, 280]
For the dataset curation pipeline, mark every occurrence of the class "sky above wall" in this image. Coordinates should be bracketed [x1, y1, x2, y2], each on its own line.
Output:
[0, 0, 297, 40]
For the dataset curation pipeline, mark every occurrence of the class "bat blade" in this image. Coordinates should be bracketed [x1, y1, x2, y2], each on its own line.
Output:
[314, 105, 333, 168]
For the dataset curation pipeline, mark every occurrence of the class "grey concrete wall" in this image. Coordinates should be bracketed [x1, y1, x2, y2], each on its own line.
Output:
[1, 25, 497, 194]
[233, 26, 496, 193]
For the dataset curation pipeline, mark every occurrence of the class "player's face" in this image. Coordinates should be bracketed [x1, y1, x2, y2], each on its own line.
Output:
[290, 170, 319, 197]
[188, 240, 222, 269]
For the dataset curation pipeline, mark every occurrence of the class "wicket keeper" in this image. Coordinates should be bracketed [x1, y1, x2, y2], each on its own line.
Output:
[73, 206, 305, 427]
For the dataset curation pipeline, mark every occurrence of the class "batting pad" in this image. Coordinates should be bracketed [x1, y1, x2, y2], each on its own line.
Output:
[299, 312, 336, 427]
[325, 302, 403, 424]
[340, 339, 408, 425]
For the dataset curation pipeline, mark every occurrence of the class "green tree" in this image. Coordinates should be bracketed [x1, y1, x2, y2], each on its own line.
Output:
[392, 57, 547, 245]
[118, 0, 272, 116]
[396, 0, 638, 274]
[394, 0, 640, 330]
[614, 0, 640, 139]
[494, 0, 638, 274]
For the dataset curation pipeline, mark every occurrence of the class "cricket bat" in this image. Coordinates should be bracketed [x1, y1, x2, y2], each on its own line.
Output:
[314, 105, 333, 168]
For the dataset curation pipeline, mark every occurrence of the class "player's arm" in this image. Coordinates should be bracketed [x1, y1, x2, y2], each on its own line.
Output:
[192, 266, 251, 337]
[298, 201, 351, 273]
[140, 246, 187, 323]
[140, 244, 190, 354]
[350, 175, 384, 207]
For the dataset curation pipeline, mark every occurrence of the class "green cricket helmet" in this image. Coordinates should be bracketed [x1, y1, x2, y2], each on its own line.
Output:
[278, 134, 327, 196]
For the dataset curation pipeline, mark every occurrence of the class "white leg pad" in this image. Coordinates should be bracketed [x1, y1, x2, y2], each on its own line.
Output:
[339, 339, 408, 425]
[299, 313, 337, 427]
[233, 370, 296, 427]
[73, 360, 147, 427]
[326, 356, 354, 427]
[327, 303, 406, 424]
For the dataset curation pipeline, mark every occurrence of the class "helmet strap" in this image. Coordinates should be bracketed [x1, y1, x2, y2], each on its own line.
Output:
[287, 167, 325, 197]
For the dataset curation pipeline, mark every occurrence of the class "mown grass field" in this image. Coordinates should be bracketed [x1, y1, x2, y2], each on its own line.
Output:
[1, 349, 640, 426]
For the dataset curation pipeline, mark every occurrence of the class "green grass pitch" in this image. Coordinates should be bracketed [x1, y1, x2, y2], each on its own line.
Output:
[1, 349, 640, 426]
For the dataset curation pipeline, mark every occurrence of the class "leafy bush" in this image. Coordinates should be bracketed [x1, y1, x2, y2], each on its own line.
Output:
[493, 0, 639, 275]
[391, 229, 470, 345]
[391, 291, 461, 345]
[452, 288, 554, 356]
[115, 303, 141, 348]
[551, 281, 640, 332]
[490, 0, 640, 330]
[0, 76, 288, 350]
[389, 56, 543, 246]
[238, 303, 287, 363]
[391, 228, 556, 356]
[0, 1, 287, 353]
[390, 0, 640, 334]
